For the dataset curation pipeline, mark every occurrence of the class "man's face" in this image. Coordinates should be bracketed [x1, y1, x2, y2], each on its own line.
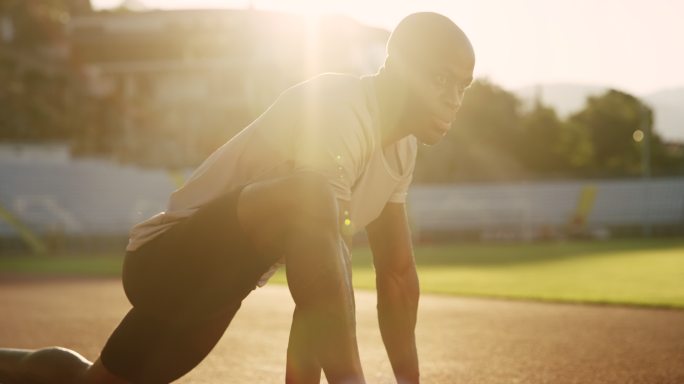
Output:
[407, 60, 473, 145]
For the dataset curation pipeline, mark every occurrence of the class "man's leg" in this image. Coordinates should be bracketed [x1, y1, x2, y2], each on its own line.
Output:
[238, 172, 365, 384]
[92, 184, 272, 383]
[0, 348, 30, 383]
[0, 347, 125, 384]
[0, 180, 272, 384]
[81, 358, 130, 383]
[0, 173, 363, 384]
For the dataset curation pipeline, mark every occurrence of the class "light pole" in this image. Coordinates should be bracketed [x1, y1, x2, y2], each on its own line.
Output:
[634, 102, 652, 237]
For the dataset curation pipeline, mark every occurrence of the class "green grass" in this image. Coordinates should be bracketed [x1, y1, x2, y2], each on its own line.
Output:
[0, 253, 123, 276]
[2, 239, 684, 308]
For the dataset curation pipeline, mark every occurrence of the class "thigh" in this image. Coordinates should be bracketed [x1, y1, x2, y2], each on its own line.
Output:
[236, 172, 339, 259]
[122, 186, 274, 313]
[100, 302, 241, 384]
[101, 187, 275, 382]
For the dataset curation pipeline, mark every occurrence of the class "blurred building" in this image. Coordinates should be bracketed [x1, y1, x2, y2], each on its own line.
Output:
[68, 9, 389, 166]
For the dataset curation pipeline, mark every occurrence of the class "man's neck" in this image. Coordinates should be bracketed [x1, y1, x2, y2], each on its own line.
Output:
[373, 71, 413, 148]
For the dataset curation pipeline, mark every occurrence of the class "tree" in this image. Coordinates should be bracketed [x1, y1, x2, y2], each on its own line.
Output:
[570, 90, 655, 177]
[0, 1, 95, 143]
[0, 1, 91, 49]
[518, 101, 567, 175]
[414, 79, 528, 182]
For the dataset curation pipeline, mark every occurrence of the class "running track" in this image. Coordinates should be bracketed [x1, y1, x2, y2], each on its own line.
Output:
[1, 278, 683, 383]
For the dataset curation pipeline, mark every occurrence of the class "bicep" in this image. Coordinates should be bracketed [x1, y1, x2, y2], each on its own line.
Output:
[366, 202, 415, 275]
[291, 106, 365, 203]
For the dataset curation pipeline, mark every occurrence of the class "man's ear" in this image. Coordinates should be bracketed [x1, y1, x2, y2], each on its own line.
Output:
[383, 57, 415, 91]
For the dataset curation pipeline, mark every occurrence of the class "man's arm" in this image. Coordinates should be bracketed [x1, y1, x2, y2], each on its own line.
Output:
[366, 202, 420, 383]
[286, 199, 356, 383]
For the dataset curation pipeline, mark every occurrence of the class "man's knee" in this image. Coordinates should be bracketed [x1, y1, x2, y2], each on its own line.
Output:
[239, 171, 338, 228]
[21, 347, 90, 384]
[237, 172, 340, 257]
[281, 173, 349, 275]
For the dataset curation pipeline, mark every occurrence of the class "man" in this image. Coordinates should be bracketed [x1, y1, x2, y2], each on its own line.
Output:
[0, 12, 474, 384]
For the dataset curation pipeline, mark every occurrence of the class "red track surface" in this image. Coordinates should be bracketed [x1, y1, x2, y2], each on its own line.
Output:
[1, 278, 683, 383]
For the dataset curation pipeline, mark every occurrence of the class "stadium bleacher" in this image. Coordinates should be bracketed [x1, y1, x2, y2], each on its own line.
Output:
[1, 145, 683, 248]
[409, 179, 684, 239]
[0, 144, 177, 239]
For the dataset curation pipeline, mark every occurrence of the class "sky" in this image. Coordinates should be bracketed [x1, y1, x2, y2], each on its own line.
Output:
[90, 0, 684, 95]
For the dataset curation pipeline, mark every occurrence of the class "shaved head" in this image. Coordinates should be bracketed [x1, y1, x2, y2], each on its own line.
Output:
[386, 12, 475, 72]
[375, 13, 476, 146]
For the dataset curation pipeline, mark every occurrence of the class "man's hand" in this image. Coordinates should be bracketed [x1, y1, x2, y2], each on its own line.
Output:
[366, 202, 420, 383]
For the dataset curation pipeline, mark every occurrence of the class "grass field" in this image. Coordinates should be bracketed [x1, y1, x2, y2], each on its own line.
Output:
[1, 239, 683, 308]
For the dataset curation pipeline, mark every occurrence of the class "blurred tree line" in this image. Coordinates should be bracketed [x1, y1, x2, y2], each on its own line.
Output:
[1, 2, 683, 181]
[0, 0, 88, 141]
[414, 80, 684, 182]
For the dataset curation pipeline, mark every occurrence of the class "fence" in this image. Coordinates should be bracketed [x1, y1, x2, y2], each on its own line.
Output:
[1, 145, 683, 251]
[409, 179, 684, 240]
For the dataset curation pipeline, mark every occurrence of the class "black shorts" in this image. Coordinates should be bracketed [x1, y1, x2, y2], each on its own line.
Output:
[100, 187, 276, 383]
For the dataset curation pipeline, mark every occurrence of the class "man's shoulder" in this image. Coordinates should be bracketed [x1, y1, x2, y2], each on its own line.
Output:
[284, 73, 367, 106]
[300, 72, 364, 91]
[255, 74, 367, 132]
[269, 73, 377, 159]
